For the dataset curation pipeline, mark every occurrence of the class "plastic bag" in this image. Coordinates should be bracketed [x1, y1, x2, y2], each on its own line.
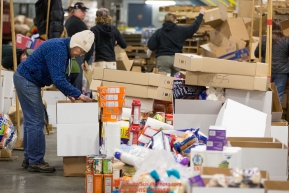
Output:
[0, 114, 17, 150]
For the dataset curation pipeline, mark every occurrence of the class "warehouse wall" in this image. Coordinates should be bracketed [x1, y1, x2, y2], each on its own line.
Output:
[121, 0, 199, 28]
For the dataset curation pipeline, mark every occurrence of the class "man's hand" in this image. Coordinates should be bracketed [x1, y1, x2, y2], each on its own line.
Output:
[199, 7, 206, 15]
[78, 94, 93, 102]
[81, 63, 88, 71]
[67, 96, 76, 101]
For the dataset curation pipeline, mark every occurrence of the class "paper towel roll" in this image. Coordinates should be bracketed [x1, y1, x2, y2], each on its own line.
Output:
[104, 122, 121, 157]
[191, 146, 206, 175]
[122, 108, 131, 121]
[206, 150, 222, 168]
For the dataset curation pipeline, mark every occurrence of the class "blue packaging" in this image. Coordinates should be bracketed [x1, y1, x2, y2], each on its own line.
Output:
[219, 48, 249, 61]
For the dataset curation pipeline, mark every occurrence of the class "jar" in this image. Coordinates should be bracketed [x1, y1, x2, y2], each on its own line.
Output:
[165, 114, 173, 125]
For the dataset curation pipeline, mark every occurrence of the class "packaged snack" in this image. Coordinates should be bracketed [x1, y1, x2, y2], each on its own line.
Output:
[206, 174, 229, 187]
[173, 131, 198, 153]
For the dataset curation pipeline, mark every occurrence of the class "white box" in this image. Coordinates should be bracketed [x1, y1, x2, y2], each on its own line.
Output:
[271, 126, 288, 149]
[57, 123, 99, 156]
[145, 117, 173, 130]
[225, 89, 272, 136]
[174, 99, 222, 134]
[102, 122, 121, 157]
[193, 187, 264, 193]
[56, 101, 98, 124]
[215, 99, 267, 137]
[43, 91, 66, 105]
[47, 105, 56, 127]
[229, 139, 288, 180]
[1, 70, 14, 98]
[4, 98, 12, 115]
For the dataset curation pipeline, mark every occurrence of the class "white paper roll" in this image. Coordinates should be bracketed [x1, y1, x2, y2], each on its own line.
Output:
[122, 108, 131, 121]
[103, 122, 121, 157]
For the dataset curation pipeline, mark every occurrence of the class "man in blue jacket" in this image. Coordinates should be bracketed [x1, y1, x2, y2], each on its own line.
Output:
[147, 8, 205, 77]
[14, 30, 94, 173]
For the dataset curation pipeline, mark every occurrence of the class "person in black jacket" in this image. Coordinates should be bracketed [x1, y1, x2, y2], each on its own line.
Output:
[147, 8, 205, 77]
[255, 19, 289, 103]
[65, 2, 89, 92]
[88, 8, 127, 68]
[2, 45, 33, 71]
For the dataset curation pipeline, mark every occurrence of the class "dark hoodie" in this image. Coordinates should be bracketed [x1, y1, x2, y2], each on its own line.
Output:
[148, 14, 203, 57]
[2, 45, 23, 70]
[90, 24, 127, 62]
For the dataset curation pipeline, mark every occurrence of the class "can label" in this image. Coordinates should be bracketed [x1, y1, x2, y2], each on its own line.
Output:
[93, 157, 103, 174]
[103, 158, 113, 174]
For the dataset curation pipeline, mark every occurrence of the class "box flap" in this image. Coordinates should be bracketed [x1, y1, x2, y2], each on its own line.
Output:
[227, 137, 274, 142]
[209, 28, 225, 46]
[201, 42, 236, 58]
[220, 18, 250, 41]
[92, 67, 104, 80]
[175, 99, 222, 114]
[90, 79, 103, 91]
[229, 141, 283, 148]
[271, 83, 283, 122]
[229, 36, 246, 49]
[264, 181, 289, 191]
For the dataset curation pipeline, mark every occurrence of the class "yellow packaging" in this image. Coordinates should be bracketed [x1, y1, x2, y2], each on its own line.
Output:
[120, 125, 130, 139]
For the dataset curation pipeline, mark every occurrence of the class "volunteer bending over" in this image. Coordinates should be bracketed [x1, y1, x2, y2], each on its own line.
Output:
[14, 30, 94, 173]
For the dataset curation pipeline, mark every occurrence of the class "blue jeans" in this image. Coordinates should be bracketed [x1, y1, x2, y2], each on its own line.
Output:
[272, 73, 288, 104]
[13, 71, 46, 164]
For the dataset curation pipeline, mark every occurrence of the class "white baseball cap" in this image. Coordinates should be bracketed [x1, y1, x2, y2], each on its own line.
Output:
[70, 30, 94, 53]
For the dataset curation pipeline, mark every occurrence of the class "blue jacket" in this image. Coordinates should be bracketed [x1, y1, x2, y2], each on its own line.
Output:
[17, 37, 81, 98]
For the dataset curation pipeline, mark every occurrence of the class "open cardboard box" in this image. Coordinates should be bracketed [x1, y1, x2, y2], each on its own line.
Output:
[115, 46, 133, 71]
[201, 167, 269, 180]
[264, 181, 289, 193]
[185, 72, 268, 91]
[174, 54, 268, 77]
[227, 137, 288, 180]
[203, 3, 227, 28]
[271, 83, 283, 122]
[201, 41, 237, 58]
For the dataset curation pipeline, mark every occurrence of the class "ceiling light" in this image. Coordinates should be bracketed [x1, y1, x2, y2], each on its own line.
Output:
[145, 1, 176, 5]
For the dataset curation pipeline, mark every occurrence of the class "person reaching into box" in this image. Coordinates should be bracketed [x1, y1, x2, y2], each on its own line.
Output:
[14, 30, 94, 173]
[147, 8, 206, 77]
[255, 19, 289, 103]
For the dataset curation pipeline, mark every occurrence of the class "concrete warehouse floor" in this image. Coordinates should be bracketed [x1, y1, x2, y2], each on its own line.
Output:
[0, 131, 85, 193]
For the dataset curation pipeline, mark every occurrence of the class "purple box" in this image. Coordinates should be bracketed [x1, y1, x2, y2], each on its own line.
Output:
[208, 128, 226, 141]
[206, 140, 224, 151]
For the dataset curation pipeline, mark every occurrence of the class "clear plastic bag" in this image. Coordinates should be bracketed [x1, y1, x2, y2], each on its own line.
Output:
[0, 114, 17, 150]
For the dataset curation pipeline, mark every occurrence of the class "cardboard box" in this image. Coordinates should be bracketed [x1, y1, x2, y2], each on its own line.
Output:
[219, 48, 250, 61]
[91, 80, 172, 101]
[281, 19, 289, 36]
[229, 36, 246, 50]
[201, 42, 237, 58]
[174, 54, 268, 77]
[228, 138, 288, 180]
[225, 89, 272, 137]
[185, 72, 268, 91]
[271, 126, 288, 146]
[93, 68, 175, 89]
[209, 29, 226, 46]
[115, 46, 133, 71]
[43, 91, 66, 105]
[57, 123, 99, 156]
[264, 181, 289, 193]
[203, 3, 227, 28]
[174, 99, 222, 134]
[272, 83, 283, 122]
[282, 93, 287, 108]
[220, 18, 250, 41]
[63, 157, 86, 177]
[56, 101, 99, 124]
[101, 114, 122, 122]
[124, 97, 154, 112]
[215, 99, 268, 137]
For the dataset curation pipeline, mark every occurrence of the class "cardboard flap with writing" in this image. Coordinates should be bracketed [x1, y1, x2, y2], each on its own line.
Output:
[264, 181, 289, 192]
[215, 99, 267, 137]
